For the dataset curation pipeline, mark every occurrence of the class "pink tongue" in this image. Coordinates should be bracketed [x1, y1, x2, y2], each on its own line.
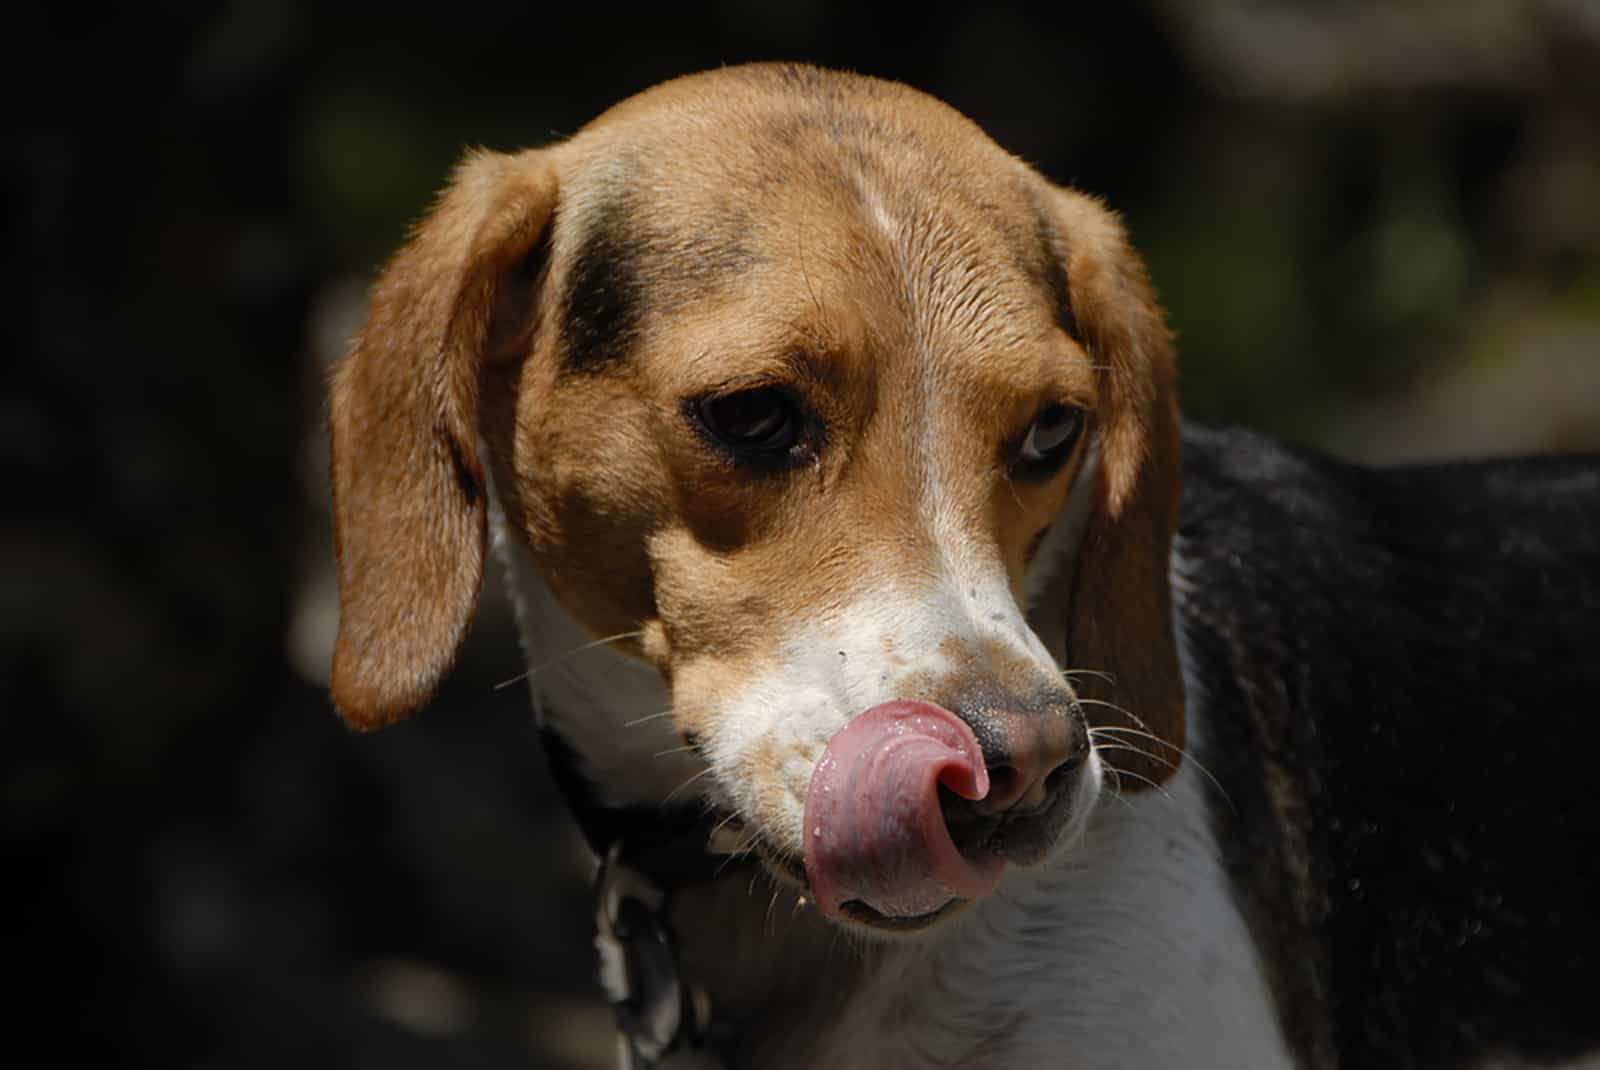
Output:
[804, 700, 1005, 919]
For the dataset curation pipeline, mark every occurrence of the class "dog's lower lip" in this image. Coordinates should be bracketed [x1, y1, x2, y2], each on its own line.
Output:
[755, 839, 977, 930]
[838, 897, 960, 932]
[753, 830, 961, 928]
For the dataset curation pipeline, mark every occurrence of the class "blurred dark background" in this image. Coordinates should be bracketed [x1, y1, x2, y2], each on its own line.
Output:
[7, 2, 1598, 1067]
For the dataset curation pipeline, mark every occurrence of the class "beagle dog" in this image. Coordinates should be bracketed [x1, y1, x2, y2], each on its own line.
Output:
[326, 64, 1600, 1069]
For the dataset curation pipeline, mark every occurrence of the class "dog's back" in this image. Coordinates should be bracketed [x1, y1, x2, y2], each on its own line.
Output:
[1179, 423, 1600, 1069]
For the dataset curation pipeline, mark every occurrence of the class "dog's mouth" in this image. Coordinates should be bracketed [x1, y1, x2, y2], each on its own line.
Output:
[802, 700, 1007, 922]
[732, 824, 968, 933]
[708, 701, 1083, 934]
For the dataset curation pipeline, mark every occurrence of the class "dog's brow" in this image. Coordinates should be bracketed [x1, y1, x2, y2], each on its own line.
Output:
[561, 199, 643, 371]
[561, 194, 765, 372]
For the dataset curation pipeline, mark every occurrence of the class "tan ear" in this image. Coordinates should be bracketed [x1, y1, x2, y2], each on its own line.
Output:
[328, 149, 557, 729]
[1044, 186, 1186, 789]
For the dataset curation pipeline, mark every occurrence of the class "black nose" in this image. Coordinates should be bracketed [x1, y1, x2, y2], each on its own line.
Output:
[952, 695, 1088, 816]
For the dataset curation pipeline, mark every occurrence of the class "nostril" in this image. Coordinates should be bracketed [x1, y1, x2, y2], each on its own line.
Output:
[948, 697, 1089, 817]
[1043, 756, 1078, 793]
[938, 783, 1002, 855]
[985, 765, 1019, 808]
[977, 759, 1055, 816]
[976, 719, 1085, 815]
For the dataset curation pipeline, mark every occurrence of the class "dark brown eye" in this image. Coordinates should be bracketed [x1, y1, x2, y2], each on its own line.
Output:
[1015, 404, 1084, 473]
[691, 386, 803, 460]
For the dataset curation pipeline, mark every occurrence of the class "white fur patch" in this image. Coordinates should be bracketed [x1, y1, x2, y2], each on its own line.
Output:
[705, 563, 1073, 851]
[489, 506, 702, 809]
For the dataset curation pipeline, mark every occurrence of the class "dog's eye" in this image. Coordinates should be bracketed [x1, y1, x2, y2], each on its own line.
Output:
[1015, 404, 1084, 474]
[692, 387, 803, 459]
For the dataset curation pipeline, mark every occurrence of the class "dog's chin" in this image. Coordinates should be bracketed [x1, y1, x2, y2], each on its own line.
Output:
[738, 799, 1086, 937]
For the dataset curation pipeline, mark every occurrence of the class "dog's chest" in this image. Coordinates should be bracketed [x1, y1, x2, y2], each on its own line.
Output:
[800, 761, 1294, 1070]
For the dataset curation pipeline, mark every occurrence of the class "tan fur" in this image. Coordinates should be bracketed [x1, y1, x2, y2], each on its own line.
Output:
[328, 149, 558, 728]
[328, 59, 1185, 818]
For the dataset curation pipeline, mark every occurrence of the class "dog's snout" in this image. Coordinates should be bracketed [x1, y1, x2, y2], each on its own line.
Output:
[959, 700, 1088, 816]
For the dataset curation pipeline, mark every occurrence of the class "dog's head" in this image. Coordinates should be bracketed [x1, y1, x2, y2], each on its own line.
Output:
[328, 65, 1183, 933]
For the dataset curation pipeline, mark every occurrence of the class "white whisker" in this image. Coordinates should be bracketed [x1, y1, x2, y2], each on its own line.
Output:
[1091, 738, 1179, 775]
[1073, 695, 1141, 721]
[622, 709, 675, 728]
[1102, 762, 1173, 801]
[494, 629, 645, 690]
[1091, 725, 1236, 813]
[662, 766, 714, 805]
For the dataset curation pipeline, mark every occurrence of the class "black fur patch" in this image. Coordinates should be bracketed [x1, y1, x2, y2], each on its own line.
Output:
[558, 193, 762, 372]
[560, 199, 642, 371]
[1178, 423, 1600, 1069]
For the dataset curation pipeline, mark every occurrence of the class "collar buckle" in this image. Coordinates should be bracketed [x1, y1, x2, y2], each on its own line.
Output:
[594, 844, 716, 1069]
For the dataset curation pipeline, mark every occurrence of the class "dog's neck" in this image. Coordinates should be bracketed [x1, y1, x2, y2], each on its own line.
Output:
[491, 514, 879, 1062]
[491, 515, 698, 811]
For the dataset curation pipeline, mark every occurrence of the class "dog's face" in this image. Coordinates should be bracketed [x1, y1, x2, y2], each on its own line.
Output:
[328, 65, 1184, 933]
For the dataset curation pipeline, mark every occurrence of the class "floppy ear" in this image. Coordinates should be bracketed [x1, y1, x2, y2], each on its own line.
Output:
[1043, 186, 1186, 789]
[328, 148, 557, 729]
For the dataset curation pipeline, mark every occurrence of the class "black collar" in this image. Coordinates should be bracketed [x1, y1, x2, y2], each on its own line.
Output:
[540, 726, 735, 1067]
[540, 726, 727, 884]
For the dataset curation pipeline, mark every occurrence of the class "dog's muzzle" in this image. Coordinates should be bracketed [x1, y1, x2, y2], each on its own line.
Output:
[803, 698, 1088, 927]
